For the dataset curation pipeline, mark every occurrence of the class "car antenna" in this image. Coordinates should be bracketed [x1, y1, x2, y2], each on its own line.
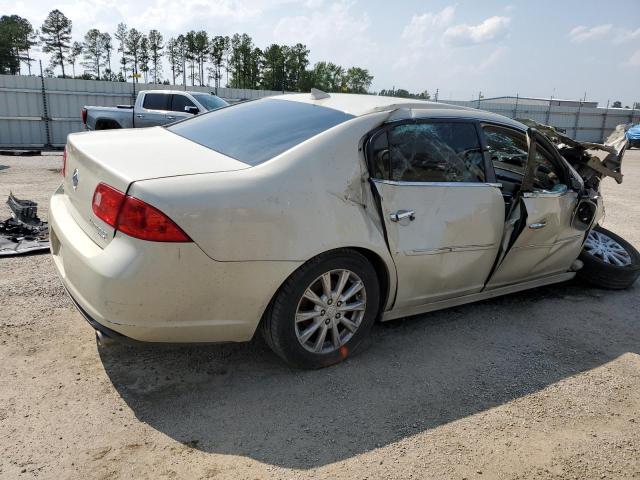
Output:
[310, 88, 330, 100]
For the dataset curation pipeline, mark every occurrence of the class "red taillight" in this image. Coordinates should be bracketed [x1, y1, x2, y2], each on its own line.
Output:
[62, 147, 67, 177]
[117, 196, 191, 242]
[91, 182, 191, 243]
[81, 107, 87, 125]
[92, 183, 125, 227]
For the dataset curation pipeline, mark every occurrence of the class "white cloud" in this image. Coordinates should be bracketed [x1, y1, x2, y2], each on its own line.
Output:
[613, 27, 640, 45]
[568, 24, 612, 43]
[623, 49, 640, 68]
[273, 0, 375, 67]
[443, 16, 511, 47]
[401, 6, 455, 49]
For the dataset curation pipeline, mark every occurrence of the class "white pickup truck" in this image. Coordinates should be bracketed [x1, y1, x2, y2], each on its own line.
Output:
[81, 90, 228, 130]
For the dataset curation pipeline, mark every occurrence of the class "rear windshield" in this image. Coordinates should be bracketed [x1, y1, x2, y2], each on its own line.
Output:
[167, 98, 354, 166]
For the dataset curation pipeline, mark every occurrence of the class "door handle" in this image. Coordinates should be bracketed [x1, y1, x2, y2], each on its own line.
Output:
[167, 115, 176, 120]
[390, 210, 415, 222]
[529, 221, 547, 230]
[136, 114, 144, 118]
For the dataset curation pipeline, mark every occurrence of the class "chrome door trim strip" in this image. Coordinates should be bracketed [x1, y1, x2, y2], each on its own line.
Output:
[372, 179, 503, 188]
[405, 243, 497, 256]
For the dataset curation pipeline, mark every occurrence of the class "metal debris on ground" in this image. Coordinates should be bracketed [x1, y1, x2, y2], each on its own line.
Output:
[0, 193, 50, 256]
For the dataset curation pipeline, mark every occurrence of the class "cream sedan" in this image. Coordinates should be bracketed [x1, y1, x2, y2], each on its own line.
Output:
[50, 91, 639, 368]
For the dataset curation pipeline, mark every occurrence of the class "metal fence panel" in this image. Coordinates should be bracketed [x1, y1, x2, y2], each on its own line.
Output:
[0, 74, 638, 148]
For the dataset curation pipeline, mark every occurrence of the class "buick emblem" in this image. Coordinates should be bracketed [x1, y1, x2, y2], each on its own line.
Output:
[72, 169, 79, 191]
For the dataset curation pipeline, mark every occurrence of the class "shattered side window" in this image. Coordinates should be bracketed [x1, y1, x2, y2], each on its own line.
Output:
[483, 125, 563, 190]
[369, 131, 390, 179]
[532, 146, 562, 191]
[483, 125, 528, 177]
[387, 122, 485, 183]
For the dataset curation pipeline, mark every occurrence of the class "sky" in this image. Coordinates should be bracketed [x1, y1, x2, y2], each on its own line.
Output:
[3, 0, 640, 106]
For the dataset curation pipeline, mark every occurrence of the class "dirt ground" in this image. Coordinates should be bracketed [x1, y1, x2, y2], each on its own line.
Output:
[0, 150, 639, 480]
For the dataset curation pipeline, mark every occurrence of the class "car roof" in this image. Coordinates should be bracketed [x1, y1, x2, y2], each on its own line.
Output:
[274, 92, 526, 131]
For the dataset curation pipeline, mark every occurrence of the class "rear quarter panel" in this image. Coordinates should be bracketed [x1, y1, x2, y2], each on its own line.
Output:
[86, 106, 132, 129]
[128, 112, 397, 303]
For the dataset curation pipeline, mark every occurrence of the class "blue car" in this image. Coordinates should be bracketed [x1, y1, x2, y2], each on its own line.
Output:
[627, 124, 640, 148]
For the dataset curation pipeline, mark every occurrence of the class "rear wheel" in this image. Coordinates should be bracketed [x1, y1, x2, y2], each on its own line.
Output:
[262, 249, 380, 369]
[577, 225, 640, 289]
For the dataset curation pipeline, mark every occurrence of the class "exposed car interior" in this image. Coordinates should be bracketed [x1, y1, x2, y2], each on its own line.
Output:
[482, 124, 564, 211]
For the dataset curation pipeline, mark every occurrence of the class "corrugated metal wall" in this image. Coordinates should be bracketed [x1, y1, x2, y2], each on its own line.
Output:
[445, 100, 638, 142]
[0, 74, 638, 148]
[0, 75, 287, 148]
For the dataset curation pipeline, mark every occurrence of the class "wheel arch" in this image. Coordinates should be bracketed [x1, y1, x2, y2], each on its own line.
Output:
[256, 246, 395, 339]
[94, 118, 122, 130]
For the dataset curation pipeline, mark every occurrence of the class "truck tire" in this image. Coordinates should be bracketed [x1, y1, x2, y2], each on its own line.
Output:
[577, 225, 640, 289]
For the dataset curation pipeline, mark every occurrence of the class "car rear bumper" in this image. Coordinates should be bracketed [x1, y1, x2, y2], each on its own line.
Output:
[49, 186, 301, 343]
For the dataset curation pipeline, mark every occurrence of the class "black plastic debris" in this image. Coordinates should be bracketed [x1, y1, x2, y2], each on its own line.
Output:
[0, 193, 50, 256]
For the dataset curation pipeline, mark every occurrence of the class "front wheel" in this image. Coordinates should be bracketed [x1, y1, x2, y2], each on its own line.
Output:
[577, 225, 640, 289]
[262, 249, 380, 369]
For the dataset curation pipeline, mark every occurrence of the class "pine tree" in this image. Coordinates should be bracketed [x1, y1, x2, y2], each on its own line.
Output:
[139, 35, 149, 83]
[148, 29, 163, 83]
[40, 9, 72, 78]
[68, 41, 82, 77]
[101, 32, 113, 76]
[165, 37, 182, 85]
[81, 29, 105, 79]
[209, 35, 228, 89]
[125, 28, 143, 83]
[114, 23, 128, 79]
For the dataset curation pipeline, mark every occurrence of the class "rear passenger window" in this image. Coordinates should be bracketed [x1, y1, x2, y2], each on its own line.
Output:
[171, 95, 197, 113]
[385, 122, 485, 182]
[142, 93, 170, 110]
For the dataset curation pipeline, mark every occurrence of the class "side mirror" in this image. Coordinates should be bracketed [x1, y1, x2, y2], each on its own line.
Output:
[184, 106, 199, 115]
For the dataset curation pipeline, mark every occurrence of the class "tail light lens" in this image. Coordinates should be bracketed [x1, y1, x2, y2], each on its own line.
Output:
[81, 107, 87, 125]
[92, 183, 125, 227]
[62, 147, 67, 177]
[92, 182, 191, 243]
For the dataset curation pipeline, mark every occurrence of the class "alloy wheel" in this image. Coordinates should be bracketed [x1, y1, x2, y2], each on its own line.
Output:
[294, 269, 367, 354]
[584, 229, 632, 267]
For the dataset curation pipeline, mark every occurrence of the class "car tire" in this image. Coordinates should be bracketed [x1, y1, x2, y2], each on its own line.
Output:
[577, 225, 640, 289]
[262, 249, 380, 369]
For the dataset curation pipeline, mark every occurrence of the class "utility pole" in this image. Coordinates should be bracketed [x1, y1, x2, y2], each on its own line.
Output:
[601, 99, 609, 142]
[574, 99, 583, 140]
[513, 93, 519, 119]
[477, 91, 482, 109]
[434, 88, 439, 102]
[39, 61, 52, 149]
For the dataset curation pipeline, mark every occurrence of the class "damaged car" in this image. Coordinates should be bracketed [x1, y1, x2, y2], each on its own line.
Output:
[49, 91, 640, 368]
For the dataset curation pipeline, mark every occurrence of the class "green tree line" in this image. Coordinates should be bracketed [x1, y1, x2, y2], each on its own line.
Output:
[0, 9, 374, 93]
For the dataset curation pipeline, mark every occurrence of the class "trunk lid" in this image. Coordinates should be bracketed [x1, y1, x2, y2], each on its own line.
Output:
[63, 126, 249, 248]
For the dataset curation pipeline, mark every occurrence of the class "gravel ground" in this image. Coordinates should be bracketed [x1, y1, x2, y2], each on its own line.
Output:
[0, 150, 639, 480]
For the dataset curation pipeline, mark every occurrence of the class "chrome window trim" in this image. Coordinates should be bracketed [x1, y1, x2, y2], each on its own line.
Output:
[522, 190, 571, 198]
[372, 179, 503, 188]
